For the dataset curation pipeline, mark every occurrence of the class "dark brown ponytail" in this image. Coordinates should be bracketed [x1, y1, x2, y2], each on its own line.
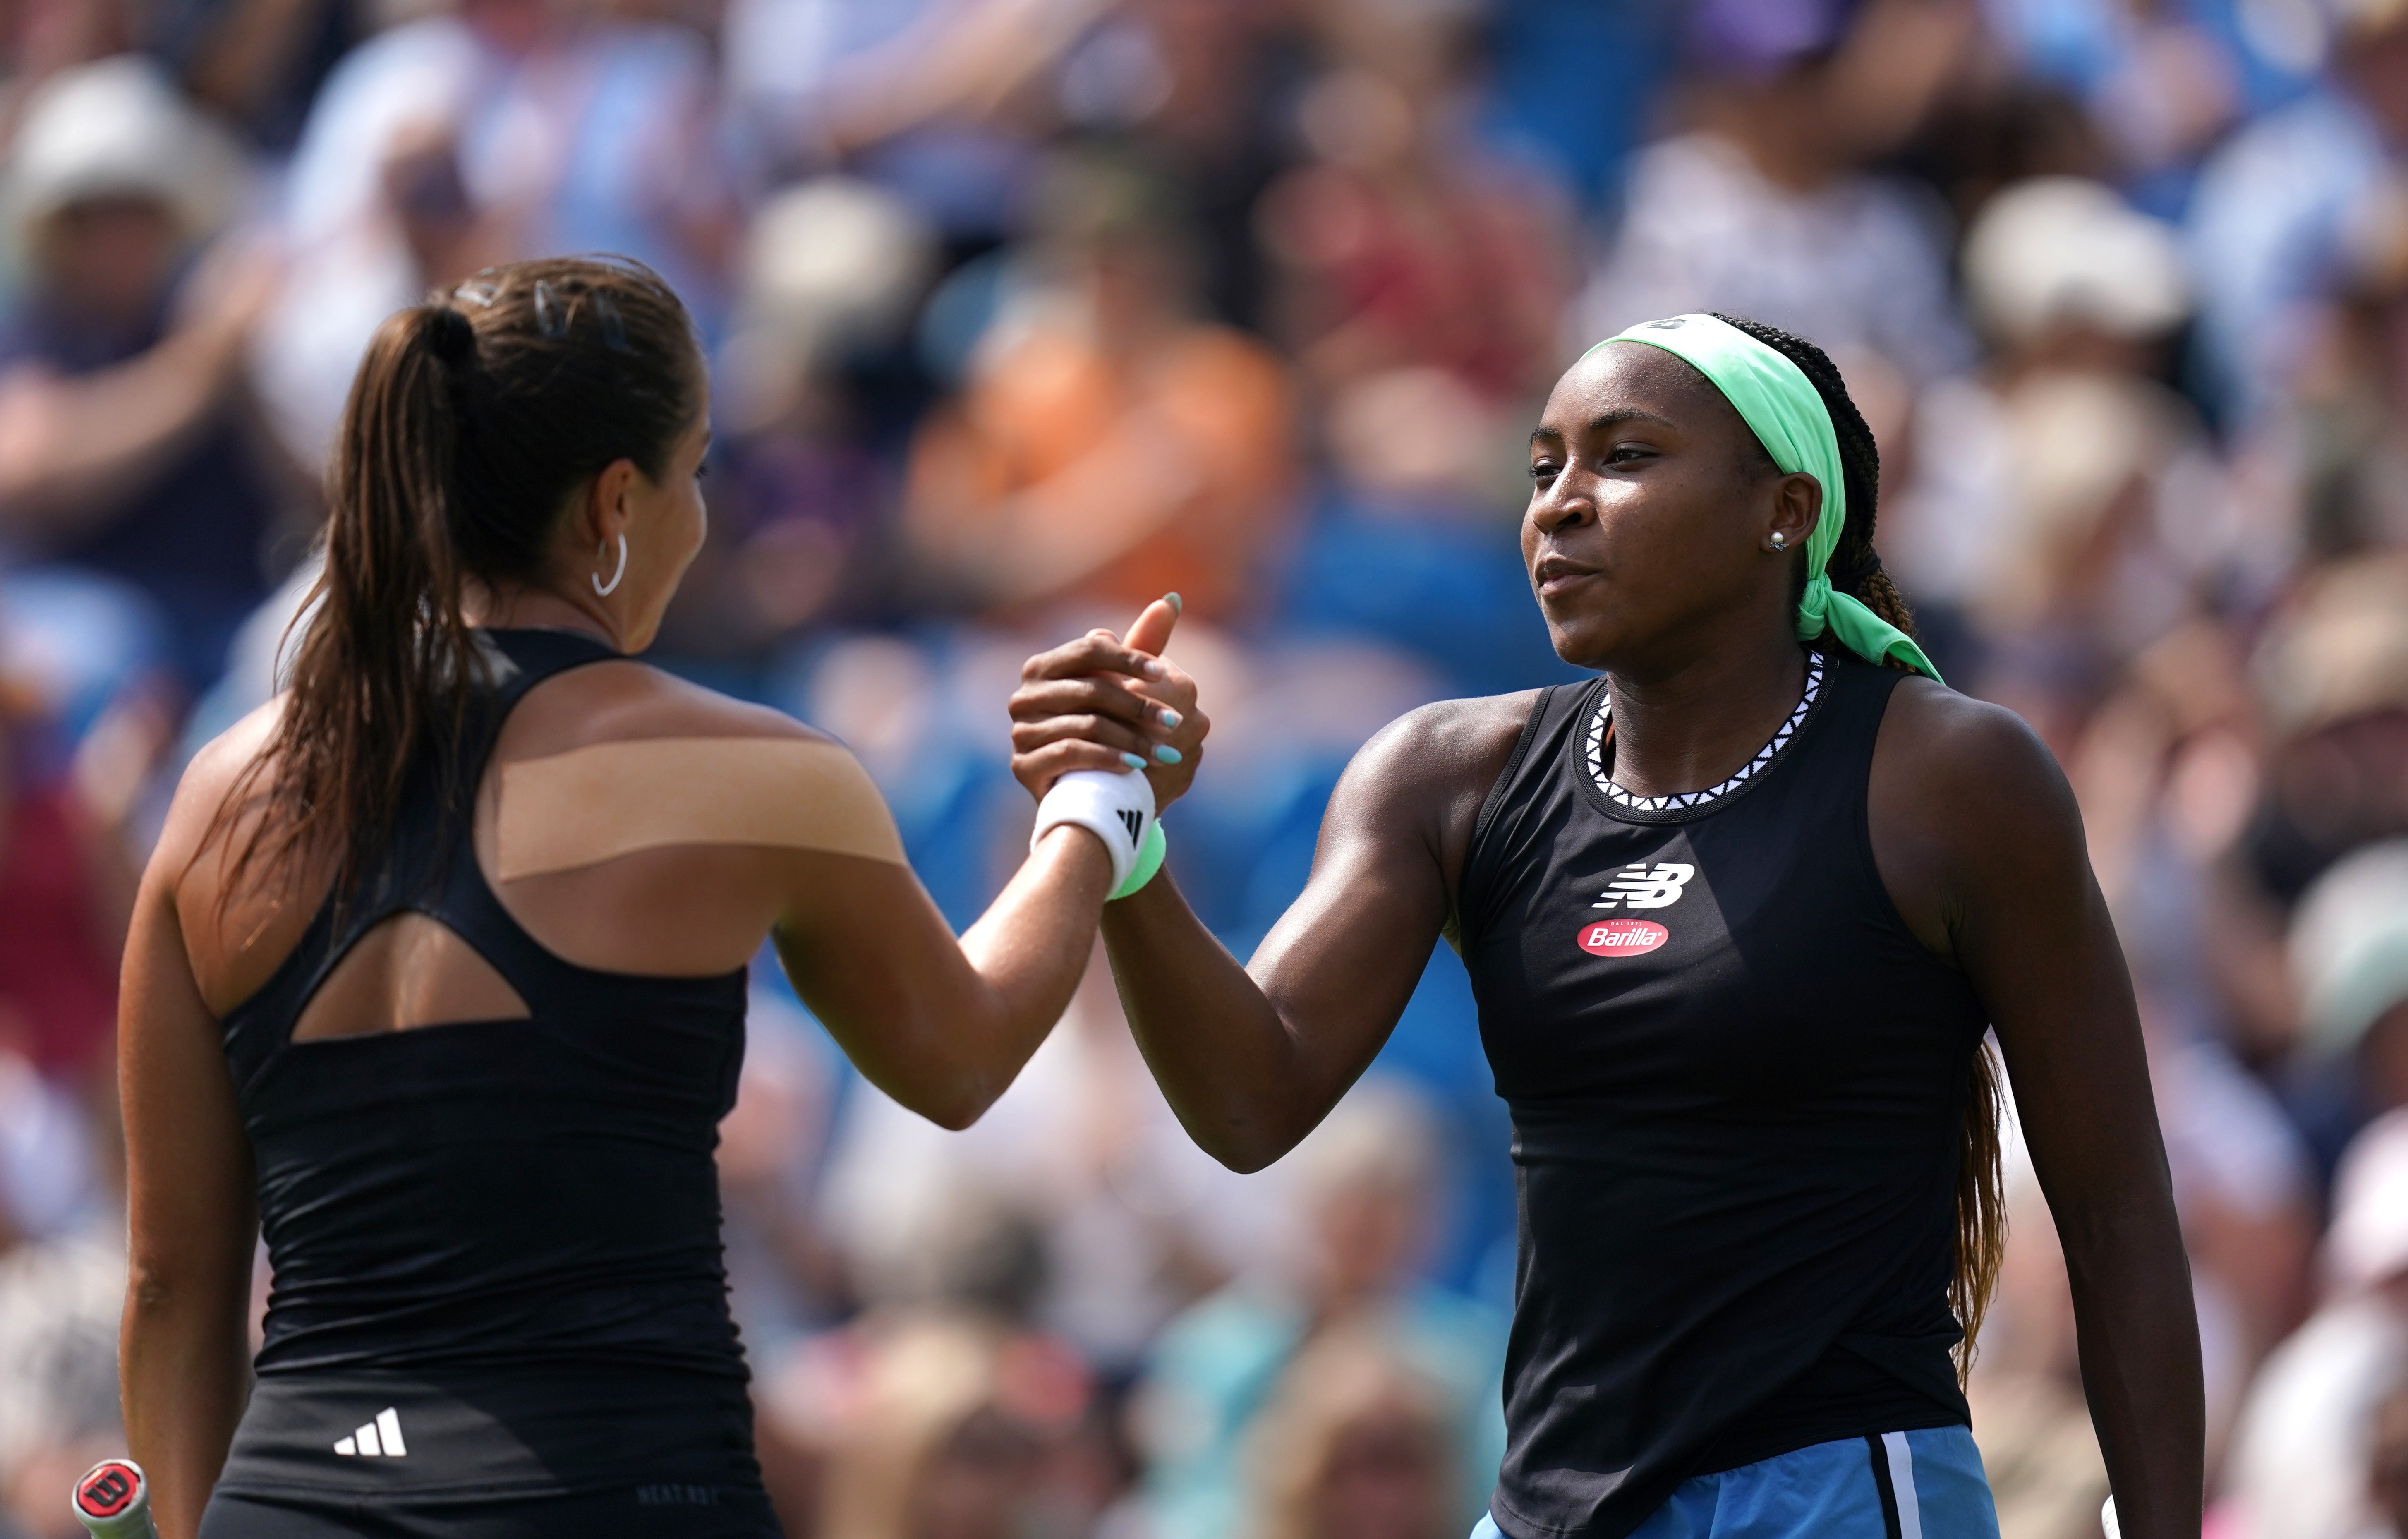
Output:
[220, 256, 702, 906]
[1712, 313, 2008, 1386]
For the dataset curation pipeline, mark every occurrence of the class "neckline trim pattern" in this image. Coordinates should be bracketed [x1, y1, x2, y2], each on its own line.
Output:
[1584, 650, 1825, 815]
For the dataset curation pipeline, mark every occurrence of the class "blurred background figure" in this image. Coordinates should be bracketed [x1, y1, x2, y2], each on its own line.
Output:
[795, 1311, 1107, 1539]
[2225, 1109, 2408, 1539]
[1135, 1082, 1504, 1539]
[1247, 1324, 1459, 1539]
[0, 56, 290, 690]
[0, 0, 2404, 1533]
[901, 149, 1296, 623]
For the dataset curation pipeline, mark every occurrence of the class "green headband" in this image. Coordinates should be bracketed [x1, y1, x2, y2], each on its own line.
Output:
[1596, 313, 1942, 684]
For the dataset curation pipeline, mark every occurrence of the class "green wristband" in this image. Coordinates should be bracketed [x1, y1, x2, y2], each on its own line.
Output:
[1110, 820, 1167, 901]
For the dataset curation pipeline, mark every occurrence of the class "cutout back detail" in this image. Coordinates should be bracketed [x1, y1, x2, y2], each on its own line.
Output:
[496, 736, 906, 882]
[290, 912, 532, 1042]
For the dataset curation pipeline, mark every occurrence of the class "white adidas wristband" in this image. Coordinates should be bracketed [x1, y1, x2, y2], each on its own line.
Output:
[1031, 769, 1157, 893]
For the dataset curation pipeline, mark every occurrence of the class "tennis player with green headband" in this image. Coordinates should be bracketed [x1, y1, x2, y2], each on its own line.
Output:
[1009, 312, 2202, 1538]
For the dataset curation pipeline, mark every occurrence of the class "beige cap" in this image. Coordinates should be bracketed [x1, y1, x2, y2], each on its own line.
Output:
[1963, 177, 2191, 346]
[3, 55, 239, 246]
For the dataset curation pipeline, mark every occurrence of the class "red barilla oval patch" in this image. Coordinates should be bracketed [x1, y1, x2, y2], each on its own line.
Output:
[1577, 918, 1667, 956]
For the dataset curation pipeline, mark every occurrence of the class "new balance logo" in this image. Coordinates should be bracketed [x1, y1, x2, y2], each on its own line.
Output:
[1117, 808, 1144, 846]
[333, 1407, 407, 1457]
[1592, 863, 1695, 910]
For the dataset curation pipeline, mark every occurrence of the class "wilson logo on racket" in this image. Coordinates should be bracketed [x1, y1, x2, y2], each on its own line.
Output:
[75, 1464, 138, 1518]
[1579, 919, 1668, 956]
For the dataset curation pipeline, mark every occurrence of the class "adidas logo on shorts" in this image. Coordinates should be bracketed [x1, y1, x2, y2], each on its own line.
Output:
[333, 1408, 407, 1457]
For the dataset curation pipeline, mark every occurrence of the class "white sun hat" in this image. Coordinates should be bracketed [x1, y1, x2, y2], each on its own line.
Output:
[1962, 177, 2192, 346]
[3, 54, 241, 247]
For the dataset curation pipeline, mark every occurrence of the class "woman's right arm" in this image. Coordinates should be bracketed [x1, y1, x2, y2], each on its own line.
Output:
[1009, 626, 1525, 1171]
[120, 782, 260, 1539]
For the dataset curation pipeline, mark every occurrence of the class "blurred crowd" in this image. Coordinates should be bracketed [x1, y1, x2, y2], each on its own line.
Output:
[0, 0, 2405, 1537]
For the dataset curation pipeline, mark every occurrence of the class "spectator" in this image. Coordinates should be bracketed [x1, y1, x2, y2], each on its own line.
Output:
[0, 1062, 120, 1539]
[1894, 174, 2216, 708]
[2225, 1110, 2408, 1539]
[901, 150, 1297, 622]
[0, 56, 294, 685]
[1248, 1324, 1458, 1539]
[2286, 839, 2408, 1166]
[1253, 0, 1573, 501]
[795, 1311, 1105, 1539]
[1135, 1081, 1504, 1539]
[2187, 0, 2408, 424]
[1577, 0, 1980, 385]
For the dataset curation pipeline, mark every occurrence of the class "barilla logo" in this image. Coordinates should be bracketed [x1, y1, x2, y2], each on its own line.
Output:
[75, 1463, 140, 1519]
[1579, 918, 1667, 956]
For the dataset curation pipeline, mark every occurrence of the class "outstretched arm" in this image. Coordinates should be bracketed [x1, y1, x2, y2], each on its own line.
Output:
[1872, 682, 2203, 1539]
[1096, 714, 1461, 1170]
[1011, 615, 1528, 1170]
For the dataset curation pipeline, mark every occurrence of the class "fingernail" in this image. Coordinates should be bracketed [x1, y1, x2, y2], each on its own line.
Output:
[1121, 753, 1148, 771]
[1154, 744, 1183, 765]
[1143, 659, 1167, 678]
[1158, 707, 1182, 728]
[1164, 592, 1182, 614]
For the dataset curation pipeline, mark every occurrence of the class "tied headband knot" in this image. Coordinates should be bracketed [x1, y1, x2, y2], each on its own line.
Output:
[1595, 314, 1943, 684]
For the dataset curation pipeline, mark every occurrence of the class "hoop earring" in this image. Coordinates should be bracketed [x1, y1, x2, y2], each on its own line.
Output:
[592, 533, 628, 597]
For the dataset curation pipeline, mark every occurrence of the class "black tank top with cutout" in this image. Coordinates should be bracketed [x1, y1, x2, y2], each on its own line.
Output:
[211, 629, 762, 1505]
[1456, 648, 1987, 1539]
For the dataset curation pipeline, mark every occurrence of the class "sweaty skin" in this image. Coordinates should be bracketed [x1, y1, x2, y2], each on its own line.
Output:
[1009, 343, 2204, 1538]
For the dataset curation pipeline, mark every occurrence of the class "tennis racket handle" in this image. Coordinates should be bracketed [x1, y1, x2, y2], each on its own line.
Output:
[72, 1460, 158, 1539]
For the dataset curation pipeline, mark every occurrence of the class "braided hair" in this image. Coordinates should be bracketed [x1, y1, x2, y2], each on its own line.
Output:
[1707, 313, 2006, 1385]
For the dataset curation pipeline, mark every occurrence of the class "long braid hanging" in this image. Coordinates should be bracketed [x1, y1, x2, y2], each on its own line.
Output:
[1710, 314, 2007, 1387]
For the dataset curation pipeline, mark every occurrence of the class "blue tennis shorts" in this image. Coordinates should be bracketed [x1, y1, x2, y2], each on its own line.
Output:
[1473, 1427, 2000, 1539]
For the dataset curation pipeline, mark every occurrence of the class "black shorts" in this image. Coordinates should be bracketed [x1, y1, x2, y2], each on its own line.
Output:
[200, 1485, 783, 1538]
[207, 1369, 779, 1537]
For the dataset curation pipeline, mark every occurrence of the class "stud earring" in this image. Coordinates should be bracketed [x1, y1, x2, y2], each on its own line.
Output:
[1768, 532, 1788, 551]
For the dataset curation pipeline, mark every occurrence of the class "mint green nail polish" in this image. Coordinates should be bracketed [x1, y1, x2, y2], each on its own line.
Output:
[1154, 744, 1183, 765]
[1165, 592, 1183, 614]
[1122, 752, 1147, 770]
[1159, 708, 1182, 728]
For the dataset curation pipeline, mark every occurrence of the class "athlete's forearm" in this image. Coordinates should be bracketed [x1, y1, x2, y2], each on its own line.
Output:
[917, 829, 1115, 1128]
[2059, 1183, 2205, 1539]
[121, 1272, 250, 1539]
[1100, 877, 1337, 1172]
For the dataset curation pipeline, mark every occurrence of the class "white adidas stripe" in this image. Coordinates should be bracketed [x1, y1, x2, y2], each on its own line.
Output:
[332, 1407, 407, 1457]
[1880, 1431, 1922, 1539]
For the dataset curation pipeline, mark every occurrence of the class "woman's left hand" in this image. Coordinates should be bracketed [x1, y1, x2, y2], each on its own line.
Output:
[1009, 596, 1209, 812]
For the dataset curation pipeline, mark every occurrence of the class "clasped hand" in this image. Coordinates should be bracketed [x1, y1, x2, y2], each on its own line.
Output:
[1009, 595, 1209, 812]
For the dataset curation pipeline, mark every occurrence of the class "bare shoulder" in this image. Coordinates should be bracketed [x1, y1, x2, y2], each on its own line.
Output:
[153, 695, 288, 872]
[1356, 690, 1541, 774]
[1869, 678, 2089, 956]
[1332, 690, 1548, 864]
[500, 659, 831, 760]
[1874, 676, 2077, 823]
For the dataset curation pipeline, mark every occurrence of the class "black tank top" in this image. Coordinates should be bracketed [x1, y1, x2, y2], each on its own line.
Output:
[212, 629, 763, 1504]
[1457, 648, 1986, 1539]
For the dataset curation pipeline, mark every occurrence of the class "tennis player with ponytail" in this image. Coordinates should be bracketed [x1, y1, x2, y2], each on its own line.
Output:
[1011, 314, 2202, 1538]
[115, 255, 1180, 1538]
